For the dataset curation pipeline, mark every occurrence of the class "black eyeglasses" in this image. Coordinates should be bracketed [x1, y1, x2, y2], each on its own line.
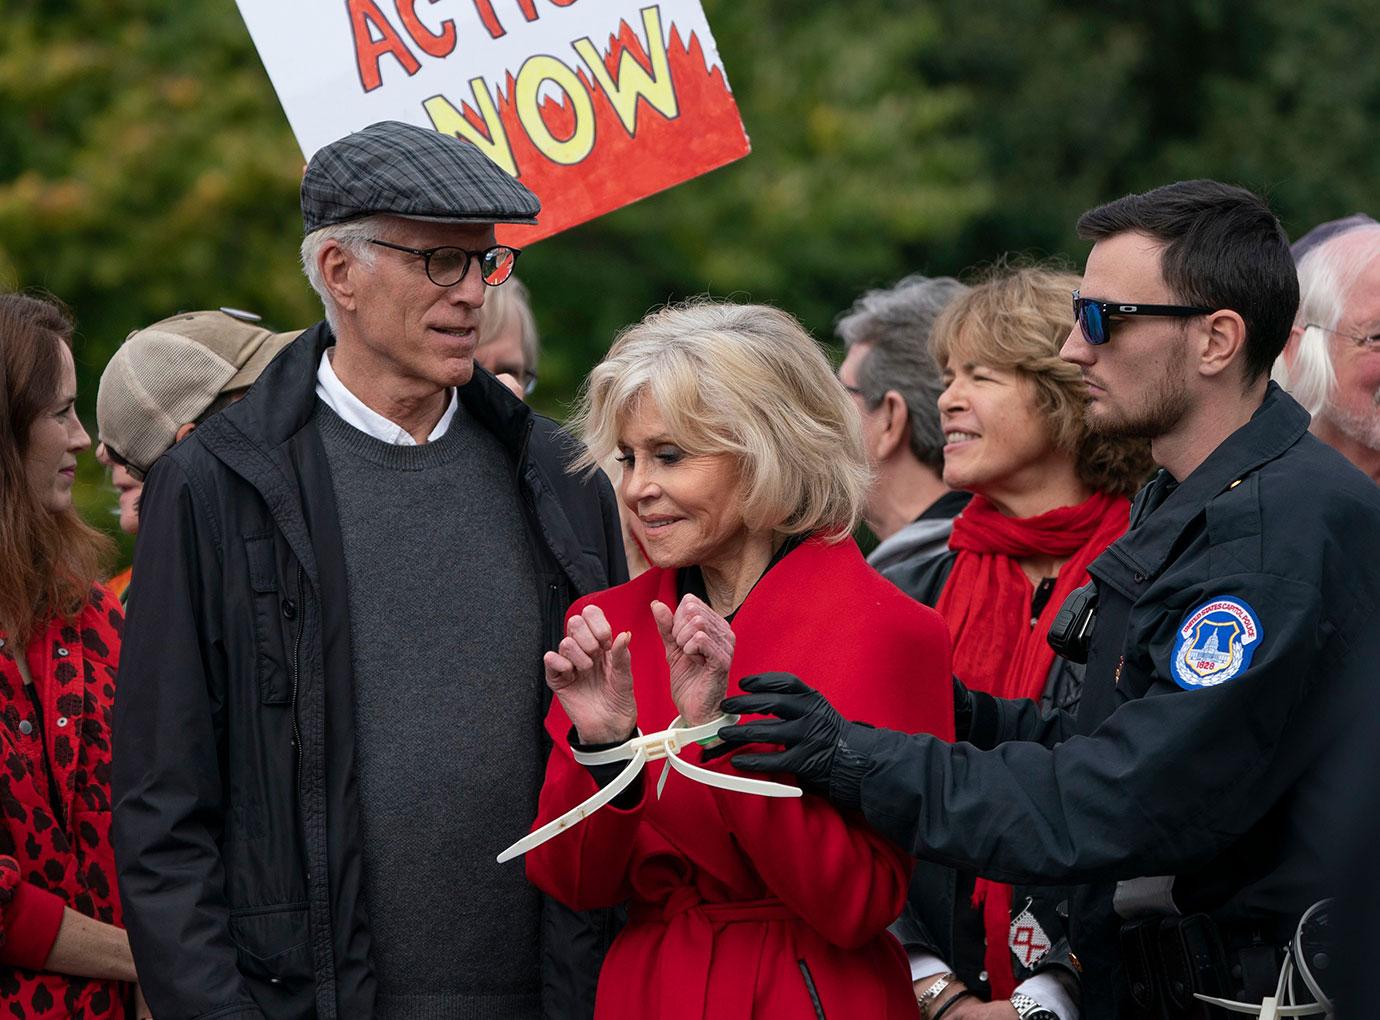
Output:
[1072, 290, 1214, 346]
[368, 239, 521, 287]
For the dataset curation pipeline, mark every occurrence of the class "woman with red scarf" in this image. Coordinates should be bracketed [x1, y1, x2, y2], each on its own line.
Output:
[0, 293, 149, 1017]
[887, 266, 1152, 1020]
[519, 301, 954, 1019]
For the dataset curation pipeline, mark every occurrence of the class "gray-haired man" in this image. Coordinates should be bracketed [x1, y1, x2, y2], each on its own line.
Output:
[835, 275, 970, 583]
[1273, 214, 1380, 483]
[114, 121, 626, 1019]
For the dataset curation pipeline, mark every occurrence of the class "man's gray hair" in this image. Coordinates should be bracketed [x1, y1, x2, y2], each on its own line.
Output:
[835, 274, 968, 471]
[1272, 223, 1380, 415]
[299, 216, 389, 331]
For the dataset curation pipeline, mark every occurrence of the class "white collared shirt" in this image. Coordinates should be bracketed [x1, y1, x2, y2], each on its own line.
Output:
[315, 349, 458, 445]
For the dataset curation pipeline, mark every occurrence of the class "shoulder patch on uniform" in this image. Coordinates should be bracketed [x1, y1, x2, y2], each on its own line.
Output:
[1170, 596, 1263, 691]
[1009, 901, 1051, 968]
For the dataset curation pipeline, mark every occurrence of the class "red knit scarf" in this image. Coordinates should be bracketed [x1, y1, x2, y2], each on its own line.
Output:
[936, 489, 1130, 997]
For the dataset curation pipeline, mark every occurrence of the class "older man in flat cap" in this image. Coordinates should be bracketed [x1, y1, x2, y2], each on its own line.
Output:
[113, 121, 627, 1020]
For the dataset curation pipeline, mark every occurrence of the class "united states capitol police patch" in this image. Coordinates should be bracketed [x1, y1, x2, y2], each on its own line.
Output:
[1170, 596, 1263, 691]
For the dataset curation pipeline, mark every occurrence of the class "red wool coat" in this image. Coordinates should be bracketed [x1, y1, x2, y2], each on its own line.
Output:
[525, 537, 953, 1019]
[0, 587, 130, 1018]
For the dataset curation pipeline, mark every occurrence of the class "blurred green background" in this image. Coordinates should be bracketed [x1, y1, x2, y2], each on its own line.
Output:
[3, 0, 1378, 566]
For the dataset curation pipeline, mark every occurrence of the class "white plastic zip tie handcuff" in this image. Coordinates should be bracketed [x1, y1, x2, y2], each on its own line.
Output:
[1195, 963, 1331, 1018]
[497, 713, 801, 863]
[1193, 899, 1335, 1018]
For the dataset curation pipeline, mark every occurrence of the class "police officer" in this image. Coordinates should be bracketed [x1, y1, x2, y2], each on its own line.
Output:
[714, 180, 1380, 1019]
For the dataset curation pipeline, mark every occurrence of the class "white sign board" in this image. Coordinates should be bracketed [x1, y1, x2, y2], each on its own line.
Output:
[236, 0, 751, 244]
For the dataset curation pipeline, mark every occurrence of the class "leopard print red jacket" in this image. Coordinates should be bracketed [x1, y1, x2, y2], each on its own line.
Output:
[0, 586, 131, 1017]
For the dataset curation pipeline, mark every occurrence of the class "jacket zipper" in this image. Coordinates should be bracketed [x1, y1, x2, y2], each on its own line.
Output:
[797, 959, 827, 1020]
[290, 564, 305, 793]
[516, 417, 541, 534]
[517, 415, 534, 470]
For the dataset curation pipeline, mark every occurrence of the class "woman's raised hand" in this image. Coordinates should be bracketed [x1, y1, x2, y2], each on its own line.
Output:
[544, 605, 637, 745]
[652, 594, 736, 728]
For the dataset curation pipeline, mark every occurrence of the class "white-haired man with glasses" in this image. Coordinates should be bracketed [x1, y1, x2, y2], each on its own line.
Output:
[113, 121, 627, 1020]
[1274, 214, 1380, 483]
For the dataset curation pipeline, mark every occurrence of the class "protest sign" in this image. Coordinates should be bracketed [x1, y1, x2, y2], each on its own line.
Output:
[236, 0, 752, 245]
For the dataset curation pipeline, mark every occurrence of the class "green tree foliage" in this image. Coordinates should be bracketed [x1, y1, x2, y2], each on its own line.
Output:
[2, 0, 1377, 558]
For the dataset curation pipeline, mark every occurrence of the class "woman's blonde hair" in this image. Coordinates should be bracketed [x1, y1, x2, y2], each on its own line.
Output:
[570, 299, 870, 539]
[930, 263, 1153, 498]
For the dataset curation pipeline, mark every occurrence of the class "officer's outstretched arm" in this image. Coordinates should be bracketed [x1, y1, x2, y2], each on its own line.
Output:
[720, 575, 1343, 884]
[956, 674, 1076, 750]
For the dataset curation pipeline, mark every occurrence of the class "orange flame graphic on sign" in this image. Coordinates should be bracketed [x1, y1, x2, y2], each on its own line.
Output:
[447, 22, 749, 246]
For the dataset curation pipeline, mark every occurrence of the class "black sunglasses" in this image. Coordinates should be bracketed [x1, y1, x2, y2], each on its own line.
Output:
[368, 239, 521, 288]
[101, 442, 148, 482]
[1072, 290, 1213, 346]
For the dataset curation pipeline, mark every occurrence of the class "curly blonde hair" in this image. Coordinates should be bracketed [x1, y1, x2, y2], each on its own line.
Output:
[930, 263, 1154, 498]
[569, 299, 870, 539]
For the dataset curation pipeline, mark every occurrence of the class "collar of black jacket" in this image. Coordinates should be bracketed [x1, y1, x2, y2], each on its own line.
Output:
[219, 320, 535, 457]
[1093, 381, 1309, 590]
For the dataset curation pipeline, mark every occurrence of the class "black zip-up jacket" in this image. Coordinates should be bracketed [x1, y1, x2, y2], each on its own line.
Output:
[113, 323, 627, 1020]
[831, 384, 1380, 1016]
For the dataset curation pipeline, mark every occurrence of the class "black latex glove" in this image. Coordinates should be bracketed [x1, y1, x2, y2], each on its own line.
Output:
[952, 673, 975, 740]
[712, 672, 876, 806]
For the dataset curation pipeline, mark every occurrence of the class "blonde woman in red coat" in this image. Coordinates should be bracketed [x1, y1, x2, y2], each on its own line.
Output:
[519, 301, 954, 1019]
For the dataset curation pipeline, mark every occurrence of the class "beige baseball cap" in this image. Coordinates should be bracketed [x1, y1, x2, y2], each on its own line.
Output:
[97, 308, 301, 476]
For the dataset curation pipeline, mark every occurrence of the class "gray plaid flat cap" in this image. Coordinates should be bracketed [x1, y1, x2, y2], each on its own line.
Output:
[301, 120, 540, 233]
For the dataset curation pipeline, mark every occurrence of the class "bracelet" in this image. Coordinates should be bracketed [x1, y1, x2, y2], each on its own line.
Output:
[916, 972, 955, 1013]
[930, 989, 977, 1020]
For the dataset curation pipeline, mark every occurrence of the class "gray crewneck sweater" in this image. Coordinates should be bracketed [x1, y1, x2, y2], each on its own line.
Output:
[317, 401, 544, 1020]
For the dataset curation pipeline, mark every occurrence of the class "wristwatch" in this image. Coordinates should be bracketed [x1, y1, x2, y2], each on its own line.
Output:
[1009, 991, 1059, 1020]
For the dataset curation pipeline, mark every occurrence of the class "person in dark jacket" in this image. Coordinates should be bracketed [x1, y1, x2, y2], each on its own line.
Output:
[714, 180, 1380, 1019]
[112, 121, 627, 1020]
[835, 274, 972, 573]
[94, 308, 301, 602]
[893, 264, 1150, 1020]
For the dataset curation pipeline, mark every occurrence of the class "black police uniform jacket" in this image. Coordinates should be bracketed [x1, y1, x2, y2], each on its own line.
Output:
[112, 323, 628, 1020]
[834, 384, 1380, 1017]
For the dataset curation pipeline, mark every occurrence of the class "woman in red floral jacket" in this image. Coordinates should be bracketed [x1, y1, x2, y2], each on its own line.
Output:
[519, 301, 954, 1019]
[0, 293, 147, 1017]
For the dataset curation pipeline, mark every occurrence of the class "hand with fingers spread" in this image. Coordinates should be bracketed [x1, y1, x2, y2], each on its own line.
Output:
[544, 604, 637, 745]
[652, 594, 736, 727]
[715, 672, 871, 799]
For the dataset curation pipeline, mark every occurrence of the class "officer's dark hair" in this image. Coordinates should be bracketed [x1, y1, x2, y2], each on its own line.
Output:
[1077, 180, 1300, 384]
